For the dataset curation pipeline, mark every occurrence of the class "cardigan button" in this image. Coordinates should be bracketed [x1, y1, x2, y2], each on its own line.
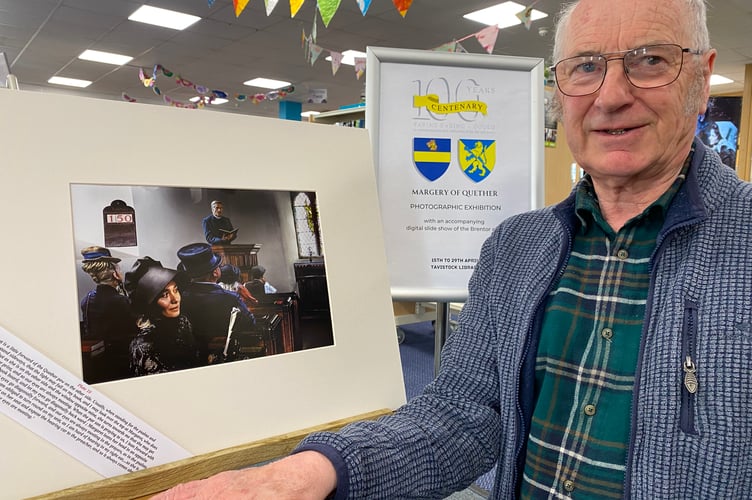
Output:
[601, 328, 613, 340]
[563, 479, 575, 492]
[616, 248, 629, 260]
[584, 404, 597, 416]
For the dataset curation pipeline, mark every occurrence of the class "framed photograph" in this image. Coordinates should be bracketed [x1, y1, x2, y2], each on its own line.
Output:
[696, 95, 742, 169]
[0, 89, 404, 498]
[366, 46, 545, 301]
[72, 184, 334, 384]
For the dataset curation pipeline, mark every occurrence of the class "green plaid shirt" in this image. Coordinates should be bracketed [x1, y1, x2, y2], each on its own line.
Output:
[520, 152, 692, 499]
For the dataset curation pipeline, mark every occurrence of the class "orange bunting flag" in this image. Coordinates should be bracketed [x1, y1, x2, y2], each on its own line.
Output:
[290, 0, 305, 17]
[234, 0, 250, 17]
[475, 25, 499, 54]
[392, 0, 412, 17]
[318, 0, 341, 27]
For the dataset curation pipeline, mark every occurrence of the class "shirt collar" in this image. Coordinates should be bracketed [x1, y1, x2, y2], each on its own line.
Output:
[574, 143, 695, 233]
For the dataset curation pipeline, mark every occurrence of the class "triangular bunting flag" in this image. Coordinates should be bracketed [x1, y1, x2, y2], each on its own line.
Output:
[516, 6, 534, 30]
[290, 0, 305, 17]
[310, 44, 324, 65]
[264, 0, 279, 15]
[354, 57, 366, 79]
[356, 0, 372, 15]
[208, 0, 216, 6]
[330, 51, 343, 75]
[234, 0, 250, 17]
[392, 0, 412, 17]
[455, 42, 468, 53]
[301, 29, 307, 48]
[318, 0, 341, 27]
[312, 7, 318, 42]
[475, 25, 499, 54]
[433, 41, 458, 52]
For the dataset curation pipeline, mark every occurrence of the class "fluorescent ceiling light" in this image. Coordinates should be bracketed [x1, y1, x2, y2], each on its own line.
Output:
[128, 5, 200, 30]
[243, 77, 291, 89]
[464, 1, 548, 29]
[78, 49, 133, 66]
[48, 76, 91, 88]
[710, 74, 733, 86]
[301, 111, 320, 117]
[325, 50, 367, 66]
[189, 96, 228, 105]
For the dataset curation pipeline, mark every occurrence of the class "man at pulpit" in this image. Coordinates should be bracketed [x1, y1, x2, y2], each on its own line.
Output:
[202, 200, 237, 244]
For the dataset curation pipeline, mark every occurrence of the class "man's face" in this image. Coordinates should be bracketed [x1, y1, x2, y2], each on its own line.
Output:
[557, 0, 715, 186]
[212, 203, 224, 217]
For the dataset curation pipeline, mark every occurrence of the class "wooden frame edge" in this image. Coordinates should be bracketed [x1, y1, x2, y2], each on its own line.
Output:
[28, 409, 392, 500]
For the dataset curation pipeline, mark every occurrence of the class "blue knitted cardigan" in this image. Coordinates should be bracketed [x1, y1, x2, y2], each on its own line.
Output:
[298, 139, 752, 499]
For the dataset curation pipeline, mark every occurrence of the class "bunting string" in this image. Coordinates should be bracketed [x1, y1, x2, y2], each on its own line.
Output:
[124, 64, 295, 108]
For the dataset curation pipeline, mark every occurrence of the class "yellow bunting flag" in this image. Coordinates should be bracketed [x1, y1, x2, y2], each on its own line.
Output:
[318, 0, 341, 27]
[290, 0, 305, 17]
[233, 0, 250, 17]
[392, 0, 412, 17]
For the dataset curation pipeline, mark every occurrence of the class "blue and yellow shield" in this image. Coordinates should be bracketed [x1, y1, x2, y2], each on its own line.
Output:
[458, 139, 496, 183]
[413, 138, 451, 181]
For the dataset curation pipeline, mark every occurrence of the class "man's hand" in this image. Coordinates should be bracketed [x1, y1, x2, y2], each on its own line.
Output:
[151, 451, 337, 500]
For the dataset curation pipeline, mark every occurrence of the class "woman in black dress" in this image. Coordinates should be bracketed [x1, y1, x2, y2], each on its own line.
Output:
[126, 258, 202, 376]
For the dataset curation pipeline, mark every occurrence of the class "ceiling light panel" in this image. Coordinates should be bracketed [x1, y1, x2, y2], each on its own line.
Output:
[78, 49, 133, 66]
[48, 76, 92, 87]
[464, 1, 548, 29]
[243, 77, 291, 89]
[128, 5, 201, 30]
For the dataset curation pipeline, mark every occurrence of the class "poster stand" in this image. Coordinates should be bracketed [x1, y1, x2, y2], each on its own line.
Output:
[30, 409, 391, 500]
[365, 47, 544, 370]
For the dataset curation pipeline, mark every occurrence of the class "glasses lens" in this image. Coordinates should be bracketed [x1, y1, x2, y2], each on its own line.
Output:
[623, 44, 683, 88]
[555, 56, 606, 96]
[554, 44, 686, 96]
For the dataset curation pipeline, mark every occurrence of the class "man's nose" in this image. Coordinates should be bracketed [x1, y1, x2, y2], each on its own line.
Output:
[595, 58, 634, 106]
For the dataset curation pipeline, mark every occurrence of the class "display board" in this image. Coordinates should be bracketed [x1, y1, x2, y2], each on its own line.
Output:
[366, 47, 545, 301]
[0, 89, 405, 498]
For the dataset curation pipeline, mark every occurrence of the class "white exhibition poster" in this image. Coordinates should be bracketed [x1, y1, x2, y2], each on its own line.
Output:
[368, 48, 543, 300]
[0, 325, 191, 477]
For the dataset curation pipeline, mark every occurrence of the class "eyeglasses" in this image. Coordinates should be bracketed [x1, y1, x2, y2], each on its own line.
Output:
[551, 43, 703, 97]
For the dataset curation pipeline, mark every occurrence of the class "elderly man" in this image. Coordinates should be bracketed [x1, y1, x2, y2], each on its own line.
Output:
[202, 200, 237, 244]
[157, 0, 752, 498]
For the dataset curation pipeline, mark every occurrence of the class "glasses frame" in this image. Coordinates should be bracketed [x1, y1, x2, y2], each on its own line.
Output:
[551, 43, 703, 97]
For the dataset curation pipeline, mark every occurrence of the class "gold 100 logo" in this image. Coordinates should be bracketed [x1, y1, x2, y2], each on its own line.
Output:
[412, 77, 492, 122]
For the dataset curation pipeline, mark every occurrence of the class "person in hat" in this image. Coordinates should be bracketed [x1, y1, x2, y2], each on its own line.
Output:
[177, 243, 255, 363]
[126, 257, 201, 376]
[202, 200, 237, 245]
[244, 265, 277, 303]
[218, 264, 258, 308]
[79, 245, 135, 382]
